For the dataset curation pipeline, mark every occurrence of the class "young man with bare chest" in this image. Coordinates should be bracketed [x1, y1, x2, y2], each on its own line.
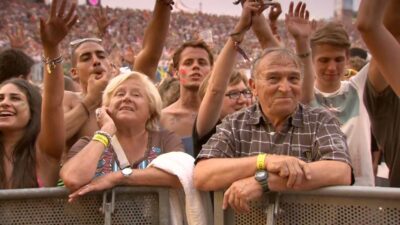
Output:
[161, 41, 213, 155]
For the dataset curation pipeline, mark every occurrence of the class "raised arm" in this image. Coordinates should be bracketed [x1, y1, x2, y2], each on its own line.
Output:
[37, 0, 78, 185]
[251, 2, 281, 49]
[6, 24, 28, 50]
[196, 1, 262, 138]
[357, 0, 400, 95]
[92, 5, 116, 39]
[133, 0, 172, 81]
[285, 1, 317, 104]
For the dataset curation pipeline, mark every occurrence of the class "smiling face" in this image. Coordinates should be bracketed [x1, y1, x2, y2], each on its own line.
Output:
[107, 78, 150, 127]
[176, 47, 211, 90]
[0, 83, 30, 131]
[220, 81, 252, 119]
[251, 51, 302, 121]
[312, 44, 349, 93]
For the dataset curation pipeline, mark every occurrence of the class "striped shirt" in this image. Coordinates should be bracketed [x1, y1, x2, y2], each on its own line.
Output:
[197, 103, 351, 165]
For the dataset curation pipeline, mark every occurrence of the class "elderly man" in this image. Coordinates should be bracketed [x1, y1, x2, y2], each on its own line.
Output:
[193, 48, 353, 213]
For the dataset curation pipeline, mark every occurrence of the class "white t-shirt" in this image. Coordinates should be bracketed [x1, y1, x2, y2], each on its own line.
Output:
[312, 64, 374, 186]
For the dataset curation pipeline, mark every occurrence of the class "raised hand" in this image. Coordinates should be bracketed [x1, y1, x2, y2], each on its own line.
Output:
[268, 2, 282, 22]
[93, 5, 116, 38]
[236, 0, 270, 35]
[6, 24, 28, 49]
[39, 0, 78, 49]
[95, 106, 117, 136]
[285, 1, 316, 41]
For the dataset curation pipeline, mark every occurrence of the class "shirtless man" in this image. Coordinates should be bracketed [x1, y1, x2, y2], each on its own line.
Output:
[63, 0, 172, 149]
[160, 40, 214, 155]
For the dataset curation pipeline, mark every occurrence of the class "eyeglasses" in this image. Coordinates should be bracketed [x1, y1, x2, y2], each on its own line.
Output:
[69, 37, 102, 48]
[225, 90, 253, 100]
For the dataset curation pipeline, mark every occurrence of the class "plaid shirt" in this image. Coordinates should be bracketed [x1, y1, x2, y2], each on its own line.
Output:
[197, 103, 351, 165]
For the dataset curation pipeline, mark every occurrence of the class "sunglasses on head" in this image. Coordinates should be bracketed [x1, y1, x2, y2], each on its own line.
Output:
[69, 37, 102, 48]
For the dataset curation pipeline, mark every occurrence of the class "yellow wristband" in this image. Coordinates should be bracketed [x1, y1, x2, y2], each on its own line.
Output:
[256, 153, 267, 170]
[92, 134, 109, 148]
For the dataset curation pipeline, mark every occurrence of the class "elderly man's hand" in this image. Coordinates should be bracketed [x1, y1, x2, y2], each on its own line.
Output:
[265, 155, 311, 188]
[222, 176, 263, 214]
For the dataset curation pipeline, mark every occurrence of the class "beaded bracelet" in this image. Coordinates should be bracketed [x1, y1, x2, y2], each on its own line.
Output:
[42, 55, 63, 75]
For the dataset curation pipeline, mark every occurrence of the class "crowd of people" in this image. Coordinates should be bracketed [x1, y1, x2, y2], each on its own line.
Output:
[0, 0, 399, 222]
[0, 0, 367, 81]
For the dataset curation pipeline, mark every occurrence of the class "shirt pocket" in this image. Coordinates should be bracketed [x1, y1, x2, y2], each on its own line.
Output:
[291, 145, 313, 163]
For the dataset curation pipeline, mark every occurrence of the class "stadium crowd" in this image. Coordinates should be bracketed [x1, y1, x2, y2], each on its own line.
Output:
[0, 0, 399, 222]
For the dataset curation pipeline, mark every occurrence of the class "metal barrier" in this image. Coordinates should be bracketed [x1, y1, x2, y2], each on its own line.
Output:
[214, 186, 400, 225]
[0, 186, 170, 225]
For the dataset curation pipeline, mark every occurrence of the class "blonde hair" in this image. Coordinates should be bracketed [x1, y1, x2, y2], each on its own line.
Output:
[102, 71, 162, 131]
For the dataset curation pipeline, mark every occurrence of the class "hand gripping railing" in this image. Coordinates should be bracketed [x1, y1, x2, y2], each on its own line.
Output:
[214, 186, 400, 225]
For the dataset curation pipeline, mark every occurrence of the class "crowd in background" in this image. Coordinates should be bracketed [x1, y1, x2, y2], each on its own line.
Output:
[0, 0, 366, 82]
[0, 0, 398, 220]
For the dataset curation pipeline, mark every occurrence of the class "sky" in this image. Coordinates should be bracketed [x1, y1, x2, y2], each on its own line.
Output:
[96, 0, 362, 20]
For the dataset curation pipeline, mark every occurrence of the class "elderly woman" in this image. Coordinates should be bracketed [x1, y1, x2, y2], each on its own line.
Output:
[61, 72, 184, 200]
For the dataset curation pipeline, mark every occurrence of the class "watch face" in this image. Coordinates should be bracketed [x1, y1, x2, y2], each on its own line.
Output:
[255, 170, 267, 181]
[122, 167, 133, 176]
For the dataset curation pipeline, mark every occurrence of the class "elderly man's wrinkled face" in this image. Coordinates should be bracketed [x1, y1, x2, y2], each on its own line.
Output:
[251, 51, 302, 119]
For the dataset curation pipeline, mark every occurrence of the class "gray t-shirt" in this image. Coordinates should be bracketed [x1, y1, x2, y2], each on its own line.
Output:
[364, 80, 400, 187]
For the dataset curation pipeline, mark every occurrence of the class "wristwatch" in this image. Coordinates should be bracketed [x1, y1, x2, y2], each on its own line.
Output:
[121, 167, 133, 177]
[255, 170, 269, 192]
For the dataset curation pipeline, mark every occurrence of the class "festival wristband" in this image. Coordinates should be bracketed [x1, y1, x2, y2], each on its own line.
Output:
[92, 133, 110, 148]
[256, 153, 267, 170]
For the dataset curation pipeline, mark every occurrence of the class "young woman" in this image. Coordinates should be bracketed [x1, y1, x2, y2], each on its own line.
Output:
[0, 0, 77, 188]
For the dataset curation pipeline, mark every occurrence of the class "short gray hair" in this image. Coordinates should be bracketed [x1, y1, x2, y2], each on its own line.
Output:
[251, 47, 304, 80]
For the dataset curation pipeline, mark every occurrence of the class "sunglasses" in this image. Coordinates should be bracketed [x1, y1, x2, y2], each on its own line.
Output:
[69, 37, 102, 48]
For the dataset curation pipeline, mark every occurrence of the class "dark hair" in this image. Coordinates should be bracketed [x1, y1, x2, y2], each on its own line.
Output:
[172, 40, 214, 70]
[0, 48, 34, 83]
[0, 79, 42, 188]
[70, 39, 105, 66]
[349, 47, 368, 60]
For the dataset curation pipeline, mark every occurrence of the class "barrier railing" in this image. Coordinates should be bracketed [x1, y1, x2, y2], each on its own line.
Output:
[214, 186, 400, 225]
[0, 186, 170, 225]
[2, 186, 400, 225]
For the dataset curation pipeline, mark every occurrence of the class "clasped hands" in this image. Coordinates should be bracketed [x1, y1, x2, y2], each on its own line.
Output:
[223, 155, 311, 213]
